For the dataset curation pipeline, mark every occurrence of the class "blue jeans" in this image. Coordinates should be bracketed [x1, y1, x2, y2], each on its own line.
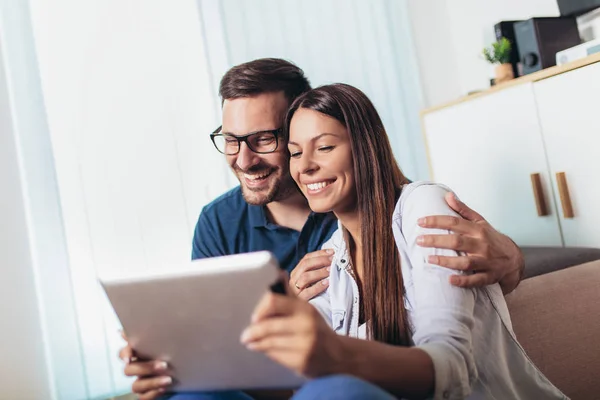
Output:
[163, 375, 397, 399]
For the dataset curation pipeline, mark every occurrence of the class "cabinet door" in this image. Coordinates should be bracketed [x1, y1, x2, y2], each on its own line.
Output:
[534, 62, 600, 247]
[423, 84, 563, 246]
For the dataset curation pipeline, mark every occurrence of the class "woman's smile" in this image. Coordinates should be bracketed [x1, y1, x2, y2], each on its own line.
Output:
[303, 178, 337, 195]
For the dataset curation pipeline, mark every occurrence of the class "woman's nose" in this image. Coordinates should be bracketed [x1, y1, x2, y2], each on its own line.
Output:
[298, 153, 318, 174]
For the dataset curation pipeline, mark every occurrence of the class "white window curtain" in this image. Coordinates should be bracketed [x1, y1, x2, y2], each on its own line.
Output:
[5, 0, 230, 398]
[200, 0, 428, 181]
[2, 0, 425, 398]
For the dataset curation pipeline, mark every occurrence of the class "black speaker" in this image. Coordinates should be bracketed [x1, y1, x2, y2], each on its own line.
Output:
[494, 21, 523, 77]
[557, 0, 600, 16]
[514, 18, 581, 75]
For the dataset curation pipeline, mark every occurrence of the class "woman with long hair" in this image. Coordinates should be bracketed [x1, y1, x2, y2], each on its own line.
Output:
[238, 83, 566, 399]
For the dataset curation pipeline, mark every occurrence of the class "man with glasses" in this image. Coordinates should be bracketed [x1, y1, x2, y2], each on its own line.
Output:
[194, 61, 341, 303]
[121, 58, 525, 399]
[210, 126, 282, 156]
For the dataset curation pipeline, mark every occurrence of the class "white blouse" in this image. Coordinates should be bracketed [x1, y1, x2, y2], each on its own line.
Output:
[310, 182, 566, 400]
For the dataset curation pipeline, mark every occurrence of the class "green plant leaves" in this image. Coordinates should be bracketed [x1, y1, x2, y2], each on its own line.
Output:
[482, 37, 512, 65]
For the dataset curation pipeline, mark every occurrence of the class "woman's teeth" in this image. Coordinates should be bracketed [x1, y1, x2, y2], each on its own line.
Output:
[307, 181, 331, 190]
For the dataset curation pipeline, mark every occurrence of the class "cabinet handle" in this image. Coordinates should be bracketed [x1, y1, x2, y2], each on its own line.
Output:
[530, 173, 549, 216]
[556, 172, 575, 219]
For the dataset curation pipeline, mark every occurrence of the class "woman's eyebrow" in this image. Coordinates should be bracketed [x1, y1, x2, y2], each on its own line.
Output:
[288, 132, 338, 146]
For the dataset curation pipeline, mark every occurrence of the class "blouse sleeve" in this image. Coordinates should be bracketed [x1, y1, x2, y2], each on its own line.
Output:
[396, 184, 478, 400]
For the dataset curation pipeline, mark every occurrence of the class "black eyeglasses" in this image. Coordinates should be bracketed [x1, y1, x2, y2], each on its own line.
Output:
[210, 126, 283, 155]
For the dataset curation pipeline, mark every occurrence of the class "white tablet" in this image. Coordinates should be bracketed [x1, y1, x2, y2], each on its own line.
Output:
[99, 251, 305, 392]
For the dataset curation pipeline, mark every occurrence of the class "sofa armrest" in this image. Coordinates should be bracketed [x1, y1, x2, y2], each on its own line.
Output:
[506, 260, 600, 400]
[520, 246, 600, 279]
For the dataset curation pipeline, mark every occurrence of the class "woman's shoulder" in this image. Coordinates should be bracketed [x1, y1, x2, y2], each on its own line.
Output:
[394, 181, 458, 223]
[399, 181, 454, 202]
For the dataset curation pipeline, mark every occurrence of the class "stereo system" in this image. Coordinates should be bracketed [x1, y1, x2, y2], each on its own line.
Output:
[495, 17, 582, 76]
[557, 0, 600, 16]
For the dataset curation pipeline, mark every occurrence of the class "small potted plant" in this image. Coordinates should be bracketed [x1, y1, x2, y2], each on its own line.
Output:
[483, 37, 514, 85]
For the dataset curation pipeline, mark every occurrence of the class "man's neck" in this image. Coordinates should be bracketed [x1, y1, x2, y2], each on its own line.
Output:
[264, 190, 312, 232]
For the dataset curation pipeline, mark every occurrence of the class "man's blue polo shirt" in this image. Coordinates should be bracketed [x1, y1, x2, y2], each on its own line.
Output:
[191, 187, 338, 272]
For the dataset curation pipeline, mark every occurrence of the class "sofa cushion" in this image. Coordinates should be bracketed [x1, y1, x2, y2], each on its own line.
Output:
[520, 246, 600, 279]
[506, 260, 600, 400]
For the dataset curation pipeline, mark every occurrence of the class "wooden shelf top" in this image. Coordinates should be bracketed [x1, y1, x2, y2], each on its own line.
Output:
[421, 52, 600, 116]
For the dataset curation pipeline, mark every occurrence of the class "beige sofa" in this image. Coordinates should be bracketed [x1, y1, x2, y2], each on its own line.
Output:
[506, 260, 600, 400]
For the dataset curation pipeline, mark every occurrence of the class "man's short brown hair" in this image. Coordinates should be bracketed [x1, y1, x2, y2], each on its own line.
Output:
[219, 58, 311, 104]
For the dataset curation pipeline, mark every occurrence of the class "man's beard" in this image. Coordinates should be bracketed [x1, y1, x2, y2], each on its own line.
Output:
[234, 163, 296, 206]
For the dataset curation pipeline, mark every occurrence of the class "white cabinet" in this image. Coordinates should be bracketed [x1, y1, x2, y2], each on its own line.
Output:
[534, 62, 600, 247]
[423, 84, 563, 246]
[423, 60, 600, 247]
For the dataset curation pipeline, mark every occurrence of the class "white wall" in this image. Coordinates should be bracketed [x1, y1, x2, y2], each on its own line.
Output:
[407, 0, 462, 108]
[410, 0, 560, 106]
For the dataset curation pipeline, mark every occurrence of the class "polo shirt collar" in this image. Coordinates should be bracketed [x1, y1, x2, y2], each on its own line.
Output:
[249, 204, 324, 230]
[249, 204, 268, 228]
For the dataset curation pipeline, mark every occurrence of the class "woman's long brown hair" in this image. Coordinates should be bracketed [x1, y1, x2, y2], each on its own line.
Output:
[285, 83, 411, 346]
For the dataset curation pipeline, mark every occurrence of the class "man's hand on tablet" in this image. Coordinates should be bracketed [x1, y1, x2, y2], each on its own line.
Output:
[289, 249, 333, 301]
[119, 332, 172, 400]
